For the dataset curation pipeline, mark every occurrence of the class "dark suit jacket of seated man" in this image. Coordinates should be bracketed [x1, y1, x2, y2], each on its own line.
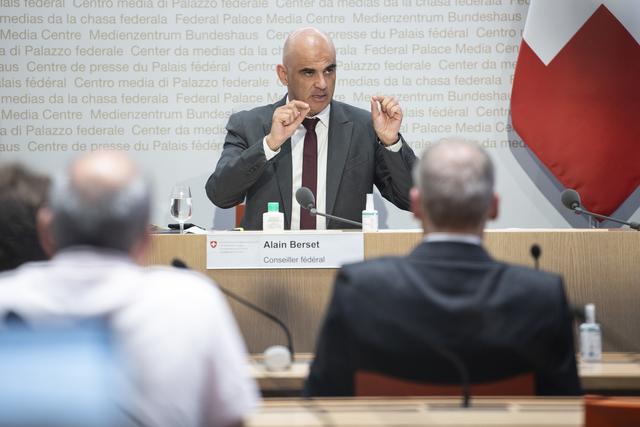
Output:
[205, 27, 416, 230]
[304, 139, 581, 397]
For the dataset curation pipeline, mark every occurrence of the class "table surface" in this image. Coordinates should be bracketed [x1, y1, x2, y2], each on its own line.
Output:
[247, 396, 584, 426]
[249, 352, 640, 393]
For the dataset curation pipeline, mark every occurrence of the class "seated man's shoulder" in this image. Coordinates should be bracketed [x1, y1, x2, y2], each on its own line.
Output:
[140, 266, 223, 306]
[499, 262, 567, 305]
[338, 256, 405, 290]
[0, 260, 49, 287]
[503, 262, 562, 285]
[128, 267, 237, 337]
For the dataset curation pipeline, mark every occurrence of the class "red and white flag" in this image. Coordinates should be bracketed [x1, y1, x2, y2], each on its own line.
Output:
[511, 0, 640, 216]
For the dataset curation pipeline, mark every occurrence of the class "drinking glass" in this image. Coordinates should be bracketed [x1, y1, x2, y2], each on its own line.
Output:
[169, 185, 192, 234]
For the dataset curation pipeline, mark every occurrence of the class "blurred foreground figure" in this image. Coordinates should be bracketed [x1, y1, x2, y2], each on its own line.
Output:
[305, 139, 581, 396]
[0, 320, 124, 427]
[0, 151, 258, 427]
[0, 163, 50, 272]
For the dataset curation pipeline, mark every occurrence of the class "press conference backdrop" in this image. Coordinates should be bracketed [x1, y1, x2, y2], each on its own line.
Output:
[2, 1, 638, 228]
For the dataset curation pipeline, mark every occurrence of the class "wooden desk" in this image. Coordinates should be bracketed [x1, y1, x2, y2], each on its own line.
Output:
[247, 397, 583, 426]
[145, 230, 640, 353]
[580, 353, 640, 392]
[250, 352, 640, 395]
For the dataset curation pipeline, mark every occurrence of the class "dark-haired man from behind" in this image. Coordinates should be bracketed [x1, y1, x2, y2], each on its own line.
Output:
[0, 163, 50, 272]
[305, 138, 581, 396]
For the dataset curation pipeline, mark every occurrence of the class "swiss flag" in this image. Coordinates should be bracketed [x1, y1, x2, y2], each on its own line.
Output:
[511, 1, 640, 217]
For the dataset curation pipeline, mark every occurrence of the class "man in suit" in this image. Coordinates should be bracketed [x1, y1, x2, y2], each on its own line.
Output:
[305, 138, 581, 396]
[206, 27, 416, 230]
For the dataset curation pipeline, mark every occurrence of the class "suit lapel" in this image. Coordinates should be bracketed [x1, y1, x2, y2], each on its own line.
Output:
[271, 95, 292, 228]
[326, 101, 353, 216]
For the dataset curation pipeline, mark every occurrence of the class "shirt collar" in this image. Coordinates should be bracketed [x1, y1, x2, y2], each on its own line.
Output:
[424, 233, 482, 246]
[312, 103, 331, 127]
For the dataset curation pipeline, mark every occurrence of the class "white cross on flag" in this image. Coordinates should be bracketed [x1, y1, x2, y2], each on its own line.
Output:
[511, 1, 640, 216]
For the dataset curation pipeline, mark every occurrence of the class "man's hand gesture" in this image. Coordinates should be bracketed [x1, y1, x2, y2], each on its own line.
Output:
[266, 100, 311, 151]
[371, 96, 403, 146]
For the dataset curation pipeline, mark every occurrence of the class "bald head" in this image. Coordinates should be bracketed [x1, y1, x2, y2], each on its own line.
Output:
[282, 27, 335, 66]
[413, 138, 496, 233]
[49, 151, 151, 253]
[71, 151, 137, 195]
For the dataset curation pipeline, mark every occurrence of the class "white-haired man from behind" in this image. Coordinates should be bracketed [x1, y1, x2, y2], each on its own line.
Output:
[0, 151, 259, 427]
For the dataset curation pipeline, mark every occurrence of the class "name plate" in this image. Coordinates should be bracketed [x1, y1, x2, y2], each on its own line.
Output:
[206, 231, 364, 269]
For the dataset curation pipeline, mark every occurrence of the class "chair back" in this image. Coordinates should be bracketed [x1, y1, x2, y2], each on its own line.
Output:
[235, 203, 245, 228]
[584, 395, 640, 427]
[355, 370, 535, 397]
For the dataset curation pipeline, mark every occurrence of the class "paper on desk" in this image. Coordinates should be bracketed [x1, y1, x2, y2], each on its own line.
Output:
[185, 226, 208, 235]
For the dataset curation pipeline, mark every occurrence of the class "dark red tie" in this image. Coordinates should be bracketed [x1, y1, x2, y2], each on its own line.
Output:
[301, 118, 319, 229]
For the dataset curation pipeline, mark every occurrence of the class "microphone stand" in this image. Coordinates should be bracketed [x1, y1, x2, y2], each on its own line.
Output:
[437, 346, 470, 408]
[573, 207, 640, 231]
[309, 208, 362, 227]
[172, 259, 294, 361]
[217, 286, 295, 362]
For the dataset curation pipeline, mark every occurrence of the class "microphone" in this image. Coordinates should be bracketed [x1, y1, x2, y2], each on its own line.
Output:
[525, 246, 636, 354]
[530, 244, 541, 270]
[170, 258, 188, 269]
[296, 187, 315, 211]
[171, 258, 294, 370]
[295, 187, 363, 228]
[560, 189, 581, 211]
[560, 189, 640, 230]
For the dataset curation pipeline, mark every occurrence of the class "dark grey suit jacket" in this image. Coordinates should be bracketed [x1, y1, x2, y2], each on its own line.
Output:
[206, 96, 417, 230]
[305, 241, 582, 396]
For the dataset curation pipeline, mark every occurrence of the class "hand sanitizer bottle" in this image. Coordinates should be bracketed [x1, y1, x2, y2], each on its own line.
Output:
[362, 193, 378, 232]
[263, 202, 284, 232]
[580, 303, 602, 362]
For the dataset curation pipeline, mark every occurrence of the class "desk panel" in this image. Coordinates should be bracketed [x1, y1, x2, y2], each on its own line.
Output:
[145, 230, 640, 353]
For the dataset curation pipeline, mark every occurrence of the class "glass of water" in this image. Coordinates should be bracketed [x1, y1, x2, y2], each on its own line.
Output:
[169, 185, 192, 234]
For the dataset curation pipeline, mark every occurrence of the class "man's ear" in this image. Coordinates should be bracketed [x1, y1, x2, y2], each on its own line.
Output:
[276, 64, 288, 86]
[410, 187, 423, 221]
[487, 193, 499, 221]
[36, 206, 55, 258]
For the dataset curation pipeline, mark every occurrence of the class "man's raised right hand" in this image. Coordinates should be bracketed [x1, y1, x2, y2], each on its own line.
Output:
[266, 100, 310, 151]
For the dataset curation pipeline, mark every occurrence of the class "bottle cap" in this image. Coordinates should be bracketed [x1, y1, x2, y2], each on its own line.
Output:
[366, 193, 374, 211]
[585, 303, 596, 323]
[267, 202, 280, 213]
